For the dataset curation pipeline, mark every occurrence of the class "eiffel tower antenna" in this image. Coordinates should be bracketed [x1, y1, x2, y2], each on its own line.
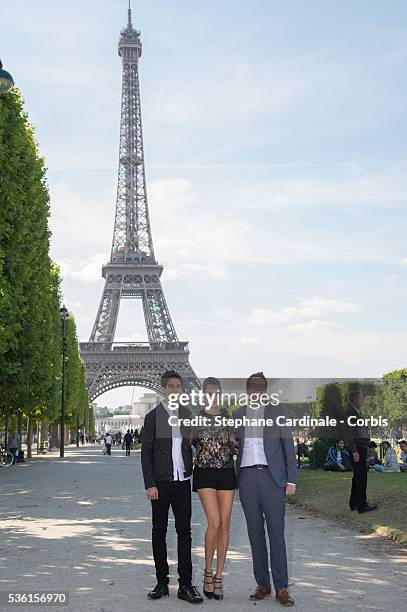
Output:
[80, 5, 198, 399]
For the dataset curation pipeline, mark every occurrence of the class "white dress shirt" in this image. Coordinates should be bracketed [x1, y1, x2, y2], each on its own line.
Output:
[241, 405, 268, 467]
[240, 404, 296, 487]
[163, 401, 189, 481]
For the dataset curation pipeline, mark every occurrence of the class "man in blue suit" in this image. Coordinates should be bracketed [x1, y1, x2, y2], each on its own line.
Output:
[234, 372, 297, 606]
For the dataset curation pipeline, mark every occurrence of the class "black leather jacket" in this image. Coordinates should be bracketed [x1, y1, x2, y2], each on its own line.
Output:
[141, 402, 193, 489]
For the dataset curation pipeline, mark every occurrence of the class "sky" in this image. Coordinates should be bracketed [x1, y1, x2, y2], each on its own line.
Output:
[3, 0, 407, 407]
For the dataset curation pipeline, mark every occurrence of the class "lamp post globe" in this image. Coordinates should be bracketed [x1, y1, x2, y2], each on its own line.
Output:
[0, 60, 14, 94]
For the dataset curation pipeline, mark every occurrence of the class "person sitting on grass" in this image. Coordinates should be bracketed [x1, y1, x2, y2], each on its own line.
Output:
[323, 439, 351, 472]
[373, 441, 400, 472]
[367, 441, 382, 467]
[399, 440, 407, 472]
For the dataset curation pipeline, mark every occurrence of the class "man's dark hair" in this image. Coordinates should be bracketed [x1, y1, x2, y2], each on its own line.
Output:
[399, 440, 407, 446]
[335, 438, 344, 444]
[246, 371, 268, 390]
[202, 377, 221, 393]
[349, 389, 363, 402]
[381, 440, 391, 448]
[160, 370, 183, 389]
[368, 440, 377, 448]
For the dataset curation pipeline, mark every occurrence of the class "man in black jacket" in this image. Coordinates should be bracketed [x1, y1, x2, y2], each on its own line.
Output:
[141, 370, 203, 604]
[124, 429, 133, 456]
[345, 390, 378, 513]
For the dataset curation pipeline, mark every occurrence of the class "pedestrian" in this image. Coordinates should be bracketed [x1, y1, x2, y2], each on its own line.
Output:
[345, 390, 378, 513]
[233, 372, 296, 606]
[124, 429, 132, 456]
[105, 432, 112, 455]
[8, 430, 20, 465]
[190, 377, 237, 600]
[141, 370, 203, 604]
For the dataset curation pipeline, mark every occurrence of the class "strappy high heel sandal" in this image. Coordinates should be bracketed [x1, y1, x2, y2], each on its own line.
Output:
[213, 575, 224, 601]
[203, 569, 214, 599]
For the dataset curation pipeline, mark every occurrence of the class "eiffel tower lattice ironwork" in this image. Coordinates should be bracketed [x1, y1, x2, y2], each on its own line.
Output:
[80, 4, 198, 400]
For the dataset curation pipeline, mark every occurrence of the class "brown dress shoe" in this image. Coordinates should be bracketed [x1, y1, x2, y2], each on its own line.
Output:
[276, 588, 294, 606]
[250, 585, 271, 600]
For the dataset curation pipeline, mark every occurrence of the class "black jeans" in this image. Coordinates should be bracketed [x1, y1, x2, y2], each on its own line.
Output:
[349, 445, 368, 509]
[151, 479, 192, 585]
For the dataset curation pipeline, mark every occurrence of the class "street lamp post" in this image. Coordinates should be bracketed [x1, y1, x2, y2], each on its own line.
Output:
[60, 305, 69, 458]
[0, 60, 14, 94]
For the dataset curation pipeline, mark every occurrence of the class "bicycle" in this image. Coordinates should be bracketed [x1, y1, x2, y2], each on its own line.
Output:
[0, 445, 14, 467]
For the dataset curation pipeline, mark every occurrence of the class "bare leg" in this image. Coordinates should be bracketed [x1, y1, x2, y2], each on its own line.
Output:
[214, 489, 235, 596]
[198, 488, 220, 594]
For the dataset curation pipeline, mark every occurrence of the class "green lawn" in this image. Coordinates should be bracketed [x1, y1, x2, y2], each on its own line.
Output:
[288, 470, 407, 544]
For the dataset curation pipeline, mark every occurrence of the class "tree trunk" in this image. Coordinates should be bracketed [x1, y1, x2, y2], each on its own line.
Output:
[40, 421, 48, 452]
[17, 411, 23, 449]
[26, 415, 33, 459]
[4, 408, 9, 449]
[50, 422, 59, 450]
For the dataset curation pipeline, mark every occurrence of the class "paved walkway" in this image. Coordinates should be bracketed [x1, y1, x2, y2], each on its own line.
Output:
[0, 446, 406, 612]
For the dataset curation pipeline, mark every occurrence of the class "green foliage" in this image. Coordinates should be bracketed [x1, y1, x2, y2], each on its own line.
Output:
[0, 89, 91, 434]
[285, 401, 313, 437]
[313, 383, 343, 441]
[381, 369, 407, 426]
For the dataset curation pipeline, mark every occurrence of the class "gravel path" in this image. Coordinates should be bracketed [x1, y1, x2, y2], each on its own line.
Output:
[0, 445, 406, 612]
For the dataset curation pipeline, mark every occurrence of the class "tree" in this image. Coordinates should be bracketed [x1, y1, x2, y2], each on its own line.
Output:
[0, 89, 58, 449]
[381, 369, 407, 429]
[0, 90, 92, 451]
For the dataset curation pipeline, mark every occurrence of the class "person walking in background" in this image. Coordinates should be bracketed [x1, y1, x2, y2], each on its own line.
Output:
[141, 370, 203, 604]
[373, 441, 400, 472]
[124, 429, 132, 456]
[105, 432, 112, 455]
[234, 372, 296, 607]
[190, 377, 237, 600]
[345, 390, 378, 513]
[323, 439, 351, 471]
[8, 430, 20, 465]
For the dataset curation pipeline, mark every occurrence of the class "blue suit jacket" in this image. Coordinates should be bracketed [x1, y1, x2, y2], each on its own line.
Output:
[233, 403, 297, 488]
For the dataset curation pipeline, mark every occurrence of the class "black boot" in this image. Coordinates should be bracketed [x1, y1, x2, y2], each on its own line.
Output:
[177, 584, 203, 604]
[148, 583, 169, 599]
[358, 503, 378, 513]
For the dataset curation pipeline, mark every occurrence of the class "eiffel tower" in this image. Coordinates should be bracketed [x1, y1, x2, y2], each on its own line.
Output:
[80, 3, 198, 401]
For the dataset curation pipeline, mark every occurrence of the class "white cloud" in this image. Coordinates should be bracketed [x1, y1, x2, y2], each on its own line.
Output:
[237, 336, 262, 345]
[48, 182, 112, 258]
[287, 320, 339, 333]
[163, 263, 227, 281]
[211, 307, 235, 321]
[57, 253, 107, 283]
[249, 296, 361, 326]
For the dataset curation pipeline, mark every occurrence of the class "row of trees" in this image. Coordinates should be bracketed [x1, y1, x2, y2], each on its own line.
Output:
[314, 372, 407, 433]
[0, 89, 93, 456]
